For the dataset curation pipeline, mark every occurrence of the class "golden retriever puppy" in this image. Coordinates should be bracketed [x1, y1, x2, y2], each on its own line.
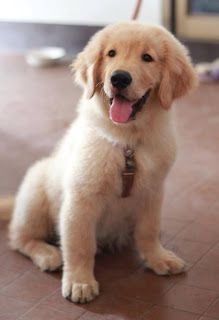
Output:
[8, 22, 197, 303]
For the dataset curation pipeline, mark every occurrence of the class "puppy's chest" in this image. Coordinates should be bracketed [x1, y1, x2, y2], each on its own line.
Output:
[96, 146, 157, 245]
[96, 149, 155, 244]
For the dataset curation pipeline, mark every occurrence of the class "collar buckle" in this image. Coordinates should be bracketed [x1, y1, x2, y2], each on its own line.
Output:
[121, 147, 135, 198]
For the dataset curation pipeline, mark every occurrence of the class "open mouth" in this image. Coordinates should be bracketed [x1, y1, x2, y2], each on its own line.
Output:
[109, 90, 151, 124]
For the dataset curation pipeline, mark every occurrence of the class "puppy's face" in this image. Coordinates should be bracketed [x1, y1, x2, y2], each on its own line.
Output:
[74, 22, 198, 124]
[101, 26, 161, 123]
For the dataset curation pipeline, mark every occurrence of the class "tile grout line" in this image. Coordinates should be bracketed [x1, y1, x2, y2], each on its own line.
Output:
[72, 311, 88, 320]
[168, 238, 219, 245]
[16, 288, 64, 320]
[124, 278, 178, 306]
[139, 303, 157, 320]
[145, 302, 202, 317]
[149, 301, 206, 317]
[143, 304, 204, 319]
[1, 242, 218, 317]
[180, 240, 219, 275]
[174, 283, 219, 294]
[134, 252, 219, 316]
[160, 240, 219, 318]
[46, 303, 87, 320]
[0, 268, 34, 293]
[197, 295, 219, 320]
[162, 220, 192, 244]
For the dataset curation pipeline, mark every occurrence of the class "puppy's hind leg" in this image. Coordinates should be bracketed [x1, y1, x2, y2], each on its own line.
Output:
[9, 160, 62, 272]
[18, 240, 62, 272]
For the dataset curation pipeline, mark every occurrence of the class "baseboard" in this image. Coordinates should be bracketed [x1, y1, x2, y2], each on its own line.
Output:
[0, 21, 103, 55]
[180, 38, 219, 63]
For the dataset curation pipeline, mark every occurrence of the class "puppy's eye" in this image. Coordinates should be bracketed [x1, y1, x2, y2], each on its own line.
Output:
[108, 49, 116, 57]
[142, 53, 154, 62]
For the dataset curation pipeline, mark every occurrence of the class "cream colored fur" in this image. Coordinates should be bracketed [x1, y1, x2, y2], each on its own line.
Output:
[4, 22, 197, 303]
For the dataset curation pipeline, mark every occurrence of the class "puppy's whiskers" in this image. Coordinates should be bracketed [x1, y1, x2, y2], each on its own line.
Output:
[98, 86, 108, 104]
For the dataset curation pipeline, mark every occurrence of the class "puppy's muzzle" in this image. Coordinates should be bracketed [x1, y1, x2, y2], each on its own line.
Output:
[111, 70, 132, 90]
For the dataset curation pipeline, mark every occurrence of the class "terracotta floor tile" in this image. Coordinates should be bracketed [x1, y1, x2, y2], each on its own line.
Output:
[96, 248, 138, 272]
[0, 294, 33, 320]
[179, 266, 219, 292]
[160, 218, 189, 244]
[196, 243, 219, 272]
[84, 294, 152, 320]
[199, 317, 219, 320]
[95, 264, 137, 286]
[188, 177, 219, 210]
[0, 250, 33, 274]
[205, 298, 219, 319]
[164, 166, 205, 206]
[212, 198, 219, 213]
[105, 269, 180, 303]
[80, 311, 122, 320]
[159, 284, 218, 314]
[162, 194, 200, 222]
[95, 252, 139, 290]
[176, 223, 219, 245]
[163, 173, 219, 223]
[166, 238, 211, 266]
[163, 145, 218, 206]
[197, 210, 219, 227]
[1, 268, 60, 303]
[42, 289, 85, 317]
[20, 304, 80, 320]
[0, 265, 21, 288]
[144, 305, 200, 320]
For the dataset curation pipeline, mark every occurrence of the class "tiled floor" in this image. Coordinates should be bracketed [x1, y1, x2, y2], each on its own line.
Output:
[0, 54, 219, 320]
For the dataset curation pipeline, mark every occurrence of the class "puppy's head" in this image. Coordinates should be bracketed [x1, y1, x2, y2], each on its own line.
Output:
[73, 22, 198, 124]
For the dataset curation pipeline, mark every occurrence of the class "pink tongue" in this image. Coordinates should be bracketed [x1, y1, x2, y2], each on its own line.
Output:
[110, 96, 133, 123]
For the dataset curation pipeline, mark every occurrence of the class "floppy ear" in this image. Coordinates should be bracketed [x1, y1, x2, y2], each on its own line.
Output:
[159, 38, 198, 109]
[72, 31, 103, 99]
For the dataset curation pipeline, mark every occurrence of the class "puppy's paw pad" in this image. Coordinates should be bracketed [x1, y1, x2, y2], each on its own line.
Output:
[33, 246, 62, 272]
[62, 279, 99, 303]
[146, 249, 185, 275]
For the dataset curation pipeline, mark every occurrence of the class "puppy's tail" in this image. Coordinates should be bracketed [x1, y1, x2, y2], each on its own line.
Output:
[0, 196, 14, 221]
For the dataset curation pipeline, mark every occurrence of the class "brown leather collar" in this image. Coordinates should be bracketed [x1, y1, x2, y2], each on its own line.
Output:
[121, 147, 135, 197]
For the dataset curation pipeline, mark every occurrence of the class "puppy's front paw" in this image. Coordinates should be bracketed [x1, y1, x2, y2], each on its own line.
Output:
[32, 245, 62, 272]
[62, 274, 99, 303]
[145, 247, 186, 275]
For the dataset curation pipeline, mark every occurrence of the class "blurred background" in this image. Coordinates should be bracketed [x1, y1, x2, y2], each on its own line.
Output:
[0, 0, 219, 60]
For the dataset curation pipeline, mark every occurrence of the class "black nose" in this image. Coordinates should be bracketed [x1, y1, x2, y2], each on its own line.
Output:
[111, 70, 132, 89]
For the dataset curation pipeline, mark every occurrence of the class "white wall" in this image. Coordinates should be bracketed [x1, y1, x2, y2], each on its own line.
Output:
[0, 0, 162, 25]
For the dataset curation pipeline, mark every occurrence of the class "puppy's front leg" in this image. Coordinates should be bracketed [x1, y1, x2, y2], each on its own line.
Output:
[134, 188, 185, 275]
[60, 193, 100, 303]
